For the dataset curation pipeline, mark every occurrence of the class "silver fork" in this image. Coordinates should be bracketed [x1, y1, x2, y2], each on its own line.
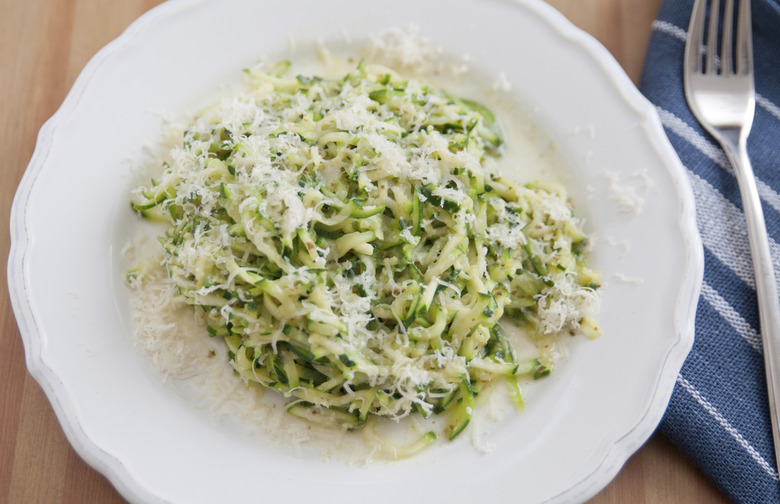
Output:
[685, 0, 780, 471]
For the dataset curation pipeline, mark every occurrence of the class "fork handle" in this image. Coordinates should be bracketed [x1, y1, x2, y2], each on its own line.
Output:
[722, 132, 780, 470]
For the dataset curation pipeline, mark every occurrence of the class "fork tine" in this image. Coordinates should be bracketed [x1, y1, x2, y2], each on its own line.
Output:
[686, 0, 707, 73]
[736, 0, 753, 75]
[721, 0, 734, 74]
[706, 0, 721, 74]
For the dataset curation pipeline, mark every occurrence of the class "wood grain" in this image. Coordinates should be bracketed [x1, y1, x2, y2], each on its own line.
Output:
[0, 0, 727, 502]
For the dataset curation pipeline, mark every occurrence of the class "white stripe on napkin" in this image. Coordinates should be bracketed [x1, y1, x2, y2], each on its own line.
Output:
[757, 94, 780, 122]
[652, 19, 687, 42]
[677, 374, 780, 481]
[690, 171, 780, 291]
[656, 107, 780, 216]
[689, 171, 757, 288]
[700, 280, 762, 353]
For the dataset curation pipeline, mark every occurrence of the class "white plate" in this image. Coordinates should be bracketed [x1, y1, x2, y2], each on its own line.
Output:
[7, 0, 703, 502]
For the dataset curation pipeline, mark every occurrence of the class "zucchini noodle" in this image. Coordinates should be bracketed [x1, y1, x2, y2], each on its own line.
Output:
[130, 59, 600, 441]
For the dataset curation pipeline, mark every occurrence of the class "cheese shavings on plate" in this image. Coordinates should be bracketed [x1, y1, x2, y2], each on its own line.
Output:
[128, 55, 601, 455]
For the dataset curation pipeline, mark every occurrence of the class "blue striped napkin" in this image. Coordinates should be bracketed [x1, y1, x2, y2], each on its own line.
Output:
[640, 0, 780, 502]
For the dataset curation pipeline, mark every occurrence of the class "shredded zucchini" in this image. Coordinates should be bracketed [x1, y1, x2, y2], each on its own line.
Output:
[131, 60, 600, 440]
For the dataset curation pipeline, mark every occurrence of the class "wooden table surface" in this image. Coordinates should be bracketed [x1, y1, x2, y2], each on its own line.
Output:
[0, 1, 729, 502]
